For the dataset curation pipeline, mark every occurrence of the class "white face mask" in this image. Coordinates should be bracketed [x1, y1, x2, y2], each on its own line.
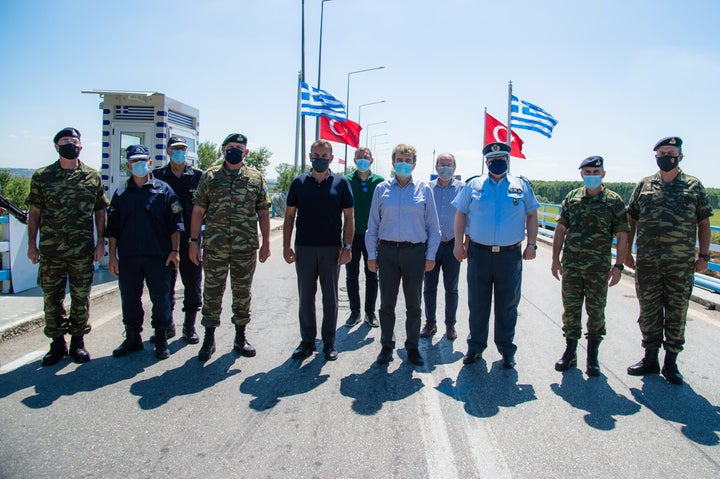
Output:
[437, 166, 454, 181]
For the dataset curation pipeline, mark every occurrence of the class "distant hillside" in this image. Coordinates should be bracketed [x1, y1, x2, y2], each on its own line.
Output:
[3, 168, 36, 178]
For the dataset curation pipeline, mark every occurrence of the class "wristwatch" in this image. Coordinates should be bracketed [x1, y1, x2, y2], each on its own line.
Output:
[527, 243, 537, 250]
[188, 237, 199, 244]
[698, 253, 711, 261]
[344, 243, 353, 251]
[613, 263, 624, 271]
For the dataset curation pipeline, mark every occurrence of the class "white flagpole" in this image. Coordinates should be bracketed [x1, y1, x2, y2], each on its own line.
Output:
[482, 106, 487, 175]
[506, 80, 513, 148]
[294, 73, 302, 173]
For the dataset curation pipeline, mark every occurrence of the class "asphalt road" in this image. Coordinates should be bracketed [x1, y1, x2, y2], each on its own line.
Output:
[1, 230, 719, 478]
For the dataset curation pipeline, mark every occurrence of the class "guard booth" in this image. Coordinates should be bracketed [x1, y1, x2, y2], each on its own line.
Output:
[81, 90, 200, 198]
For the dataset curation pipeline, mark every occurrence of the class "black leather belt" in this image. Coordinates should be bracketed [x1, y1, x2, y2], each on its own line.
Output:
[470, 241, 521, 252]
[439, 238, 455, 247]
[379, 240, 423, 248]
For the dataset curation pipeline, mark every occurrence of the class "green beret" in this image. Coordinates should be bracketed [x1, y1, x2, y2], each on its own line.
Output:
[53, 127, 81, 144]
[222, 133, 248, 146]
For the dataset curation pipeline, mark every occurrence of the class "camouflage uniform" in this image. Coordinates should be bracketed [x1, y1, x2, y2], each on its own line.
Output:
[26, 161, 109, 338]
[194, 163, 270, 328]
[557, 186, 629, 340]
[627, 170, 713, 352]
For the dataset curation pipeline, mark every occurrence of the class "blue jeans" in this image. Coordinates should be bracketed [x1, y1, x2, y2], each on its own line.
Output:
[423, 240, 460, 326]
[466, 243, 522, 356]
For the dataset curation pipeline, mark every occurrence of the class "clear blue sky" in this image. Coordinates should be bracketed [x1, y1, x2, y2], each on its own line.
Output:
[1, 0, 718, 187]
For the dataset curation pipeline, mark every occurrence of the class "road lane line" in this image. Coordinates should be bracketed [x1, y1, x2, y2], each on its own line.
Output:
[418, 372, 459, 478]
[0, 350, 45, 373]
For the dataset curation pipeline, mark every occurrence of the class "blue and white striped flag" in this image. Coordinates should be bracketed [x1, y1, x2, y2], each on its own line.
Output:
[510, 95, 558, 138]
[299, 81, 347, 120]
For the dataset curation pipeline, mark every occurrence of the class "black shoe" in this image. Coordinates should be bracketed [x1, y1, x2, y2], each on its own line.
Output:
[113, 329, 143, 357]
[627, 349, 660, 376]
[445, 326, 457, 341]
[463, 351, 482, 365]
[502, 354, 516, 369]
[661, 351, 683, 385]
[364, 312, 379, 328]
[292, 342, 315, 360]
[586, 339, 601, 377]
[150, 322, 176, 344]
[406, 348, 424, 366]
[68, 335, 90, 363]
[419, 323, 437, 339]
[42, 336, 68, 366]
[376, 346, 394, 364]
[233, 325, 257, 357]
[345, 314, 361, 328]
[154, 328, 170, 360]
[323, 345, 338, 361]
[182, 310, 199, 344]
[198, 328, 216, 362]
[555, 339, 578, 372]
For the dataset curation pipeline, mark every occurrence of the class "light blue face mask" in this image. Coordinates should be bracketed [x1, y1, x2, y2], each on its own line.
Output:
[355, 158, 371, 172]
[394, 162, 413, 178]
[131, 160, 150, 177]
[583, 175, 602, 189]
[171, 149, 186, 164]
[437, 166, 454, 181]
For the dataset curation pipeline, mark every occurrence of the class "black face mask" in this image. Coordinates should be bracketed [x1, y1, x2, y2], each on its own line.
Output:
[225, 148, 244, 165]
[58, 143, 80, 160]
[311, 157, 330, 173]
[656, 155, 679, 172]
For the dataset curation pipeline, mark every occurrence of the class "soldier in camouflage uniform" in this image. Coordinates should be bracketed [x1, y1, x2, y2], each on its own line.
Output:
[26, 127, 109, 366]
[551, 156, 629, 376]
[189, 133, 271, 362]
[625, 137, 713, 385]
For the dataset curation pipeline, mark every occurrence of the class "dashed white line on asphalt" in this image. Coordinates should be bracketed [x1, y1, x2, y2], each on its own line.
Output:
[0, 350, 45, 373]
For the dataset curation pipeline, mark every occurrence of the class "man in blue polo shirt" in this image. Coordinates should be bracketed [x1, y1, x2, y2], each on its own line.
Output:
[452, 142, 539, 368]
[283, 140, 354, 361]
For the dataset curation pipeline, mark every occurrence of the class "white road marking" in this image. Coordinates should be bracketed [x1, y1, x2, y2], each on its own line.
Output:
[418, 372, 459, 478]
[0, 350, 45, 373]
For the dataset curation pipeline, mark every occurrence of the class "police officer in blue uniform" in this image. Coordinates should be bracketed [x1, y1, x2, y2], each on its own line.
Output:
[452, 142, 540, 368]
[153, 136, 203, 344]
[107, 145, 184, 360]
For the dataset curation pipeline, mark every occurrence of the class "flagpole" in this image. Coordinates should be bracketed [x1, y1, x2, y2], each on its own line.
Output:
[482, 106, 487, 175]
[294, 72, 302, 174]
[300, 0, 307, 172]
[506, 80, 513, 148]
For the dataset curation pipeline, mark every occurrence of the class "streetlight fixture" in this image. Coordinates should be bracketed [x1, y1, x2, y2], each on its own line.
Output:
[358, 100, 386, 133]
[365, 121, 388, 149]
[315, 0, 333, 140]
[370, 133, 388, 151]
[344, 65, 385, 172]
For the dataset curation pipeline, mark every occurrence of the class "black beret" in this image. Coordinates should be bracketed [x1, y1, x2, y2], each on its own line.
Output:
[53, 127, 81, 144]
[653, 136, 682, 151]
[579, 156, 604, 169]
[483, 142, 511, 158]
[167, 136, 187, 148]
[222, 133, 248, 146]
[126, 144, 151, 160]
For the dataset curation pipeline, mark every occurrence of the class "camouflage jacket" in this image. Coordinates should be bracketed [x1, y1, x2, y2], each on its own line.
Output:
[193, 163, 270, 252]
[27, 160, 109, 257]
[627, 170, 714, 263]
[557, 185, 629, 271]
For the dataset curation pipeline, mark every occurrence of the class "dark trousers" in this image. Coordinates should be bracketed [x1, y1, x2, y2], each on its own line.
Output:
[170, 234, 202, 313]
[345, 233, 378, 317]
[118, 255, 173, 332]
[377, 242, 425, 350]
[423, 240, 460, 326]
[466, 244, 522, 356]
[295, 245, 340, 347]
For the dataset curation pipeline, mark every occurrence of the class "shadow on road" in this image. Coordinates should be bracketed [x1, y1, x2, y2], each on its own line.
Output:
[334, 324, 374, 353]
[631, 376, 720, 446]
[240, 352, 329, 411]
[550, 368, 640, 430]
[339, 357, 424, 416]
[435, 359, 536, 417]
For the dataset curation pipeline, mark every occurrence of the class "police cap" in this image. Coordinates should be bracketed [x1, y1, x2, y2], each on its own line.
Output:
[483, 142, 511, 158]
[222, 133, 248, 146]
[579, 155, 603, 169]
[167, 136, 187, 149]
[653, 136, 682, 151]
[53, 127, 81, 144]
[126, 144, 151, 160]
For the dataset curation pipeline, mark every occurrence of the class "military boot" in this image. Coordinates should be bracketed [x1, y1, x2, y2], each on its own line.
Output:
[112, 328, 143, 357]
[182, 310, 200, 344]
[41, 336, 68, 366]
[627, 348, 660, 376]
[198, 328, 216, 362]
[69, 335, 91, 363]
[150, 322, 176, 344]
[554, 338, 577, 371]
[233, 324, 256, 357]
[154, 327, 170, 360]
[661, 351, 683, 385]
[586, 339, 601, 377]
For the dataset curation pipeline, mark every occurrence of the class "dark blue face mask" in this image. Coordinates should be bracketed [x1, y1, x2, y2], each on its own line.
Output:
[311, 157, 330, 173]
[487, 158, 508, 175]
[225, 147, 244, 165]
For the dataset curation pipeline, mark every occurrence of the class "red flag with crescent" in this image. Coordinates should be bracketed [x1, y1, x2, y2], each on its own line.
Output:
[319, 116, 362, 148]
[485, 113, 526, 159]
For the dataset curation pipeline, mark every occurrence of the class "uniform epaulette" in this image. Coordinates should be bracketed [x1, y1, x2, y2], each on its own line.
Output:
[518, 175, 533, 187]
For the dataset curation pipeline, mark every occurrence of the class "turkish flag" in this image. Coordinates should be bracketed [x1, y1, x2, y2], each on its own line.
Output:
[484, 113, 526, 159]
[320, 116, 362, 148]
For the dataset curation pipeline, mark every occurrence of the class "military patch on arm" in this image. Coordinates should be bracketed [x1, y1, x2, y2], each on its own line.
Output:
[171, 200, 183, 215]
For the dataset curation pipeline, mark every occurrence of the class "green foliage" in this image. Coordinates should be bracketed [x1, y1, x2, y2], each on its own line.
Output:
[0, 169, 31, 209]
[245, 146, 272, 176]
[275, 163, 296, 193]
[197, 141, 221, 170]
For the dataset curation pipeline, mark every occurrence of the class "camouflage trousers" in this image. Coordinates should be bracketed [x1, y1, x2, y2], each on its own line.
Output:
[635, 260, 694, 353]
[200, 248, 257, 328]
[37, 254, 94, 338]
[561, 266, 609, 340]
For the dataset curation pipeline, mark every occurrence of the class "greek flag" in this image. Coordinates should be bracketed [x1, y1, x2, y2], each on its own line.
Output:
[300, 81, 347, 120]
[510, 95, 558, 138]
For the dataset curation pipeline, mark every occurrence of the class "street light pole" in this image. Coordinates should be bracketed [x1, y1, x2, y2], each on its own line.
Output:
[358, 100, 386, 143]
[365, 121, 388, 149]
[315, 0, 332, 140]
[344, 65, 385, 173]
